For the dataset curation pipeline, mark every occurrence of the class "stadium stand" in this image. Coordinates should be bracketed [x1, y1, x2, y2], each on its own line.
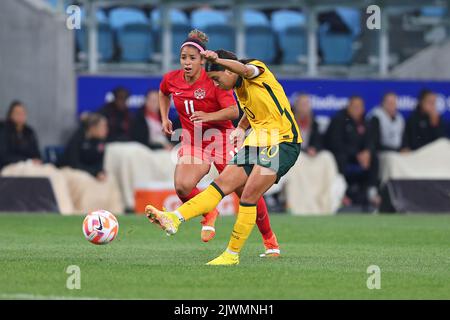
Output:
[243, 9, 270, 27]
[190, 8, 236, 55]
[117, 23, 154, 62]
[271, 10, 307, 64]
[150, 8, 190, 56]
[335, 7, 361, 37]
[245, 25, 276, 63]
[75, 9, 115, 62]
[109, 7, 148, 29]
[319, 27, 354, 65]
[191, 8, 228, 29]
[241, 9, 277, 62]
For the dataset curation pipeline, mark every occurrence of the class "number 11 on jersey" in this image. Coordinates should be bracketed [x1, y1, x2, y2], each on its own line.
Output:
[184, 100, 195, 115]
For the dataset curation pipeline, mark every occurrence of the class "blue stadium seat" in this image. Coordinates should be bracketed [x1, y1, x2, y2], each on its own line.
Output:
[117, 23, 154, 62]
[79, 7, 108, 24]
[150, 8, 189, 26]
[191, 9, 228, 29]
[271, 10, 306, 64]
[76, 22, 115, 61]
[203, 25, 235, 51]
[279, 27, 307, 64]
[243, 9, 269, 27]
[319, 31, 354, 65]
[170, 24, 193, 57]
[150, 8, 190, 55]
[271, 10, 305, 32]
[109, 7, 148, 29]
[336, 7, 361, 37]
[245, 26, 276, 63]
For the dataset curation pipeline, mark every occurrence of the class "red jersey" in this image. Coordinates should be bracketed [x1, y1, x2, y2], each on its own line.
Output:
[160, 69, 236, 137]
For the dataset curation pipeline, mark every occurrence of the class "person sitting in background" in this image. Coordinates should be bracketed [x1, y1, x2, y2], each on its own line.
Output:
[0, 101, 41, 168]
[58, 113, 108, 180]
[98, 87, 131, 142]
[285, 94, 347, 215]
[325, 96, 379, 208]
[131, 90, 172, 150]
[367, 92, 405, 152]
[293, 94, 322, 156]
[401, 89, 447, 152]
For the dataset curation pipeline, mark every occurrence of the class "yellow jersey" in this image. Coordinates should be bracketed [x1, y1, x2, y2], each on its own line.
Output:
[234, 60, 302, 147]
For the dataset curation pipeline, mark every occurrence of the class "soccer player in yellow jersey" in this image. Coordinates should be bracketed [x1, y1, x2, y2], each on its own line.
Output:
[146, 49, 302, 265]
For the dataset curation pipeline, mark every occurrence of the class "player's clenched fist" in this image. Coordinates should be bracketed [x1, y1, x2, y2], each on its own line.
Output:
[229, 127, 246, 149]
[201, 50, 218, 62]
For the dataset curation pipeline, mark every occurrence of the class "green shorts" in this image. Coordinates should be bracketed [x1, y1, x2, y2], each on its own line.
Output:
[229, 142, 301, 183]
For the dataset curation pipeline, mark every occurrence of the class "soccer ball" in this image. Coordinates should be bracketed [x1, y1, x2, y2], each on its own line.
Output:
[82, 210, 119, 245]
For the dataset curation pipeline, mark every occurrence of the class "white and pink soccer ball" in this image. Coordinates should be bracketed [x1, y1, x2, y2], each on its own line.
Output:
[82, 210, 119, 245]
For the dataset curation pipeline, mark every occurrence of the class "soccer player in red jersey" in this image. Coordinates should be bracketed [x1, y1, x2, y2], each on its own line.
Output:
[157, 30, 280, 257]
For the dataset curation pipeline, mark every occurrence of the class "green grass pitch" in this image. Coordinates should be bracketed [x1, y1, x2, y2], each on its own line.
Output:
[0, 213, 449, 299]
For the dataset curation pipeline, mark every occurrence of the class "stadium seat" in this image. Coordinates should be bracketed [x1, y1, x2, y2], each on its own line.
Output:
[150, 9, 191, 56]
[243, 9, 269, 27]
[335, 7, 361, 37]
[117, 23, 154, 62]
[319, 30, 354, 65]
[191, 9, 228, 29]
[279, 26, 307, 64]
[109, 7, 148, 29]
[171, 24, 194, 57]
[150, 8, 189, 26]
[271, 10, 306, 65]
[271, 10, 305, 32]
[76, 22, 115, 61]
[203, 25, 235, 51]
[245, 26, 276, 63]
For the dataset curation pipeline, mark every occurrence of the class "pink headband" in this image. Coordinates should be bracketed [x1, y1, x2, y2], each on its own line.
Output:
[181, 41, 205, 53]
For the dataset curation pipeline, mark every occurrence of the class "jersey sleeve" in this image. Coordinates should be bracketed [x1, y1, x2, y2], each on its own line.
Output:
[245, 60, 269, 84]
[159, 74, 171, 96]
[215, 87, 237, 109]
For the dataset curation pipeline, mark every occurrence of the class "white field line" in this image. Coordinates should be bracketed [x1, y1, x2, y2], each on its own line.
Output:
[0, 293, 103, 300]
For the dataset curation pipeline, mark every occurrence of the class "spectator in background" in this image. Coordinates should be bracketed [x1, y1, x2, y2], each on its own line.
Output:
[401, 89, 447, 151]
[367, 92, 405, 152]
[293, 94, 322, 156]
[0, 101, 41, 168]
[131, 90, 172, 150]
[58, 113, 108, 180]
[98, 87, 131, 142]
[325, 96, 379, 208]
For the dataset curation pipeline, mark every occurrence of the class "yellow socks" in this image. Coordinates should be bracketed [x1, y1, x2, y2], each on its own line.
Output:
[226, 203, 257, 254]
[176, 182, 224, 221]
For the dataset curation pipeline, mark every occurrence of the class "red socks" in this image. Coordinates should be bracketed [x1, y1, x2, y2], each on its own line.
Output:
[256, 197, 274, 240]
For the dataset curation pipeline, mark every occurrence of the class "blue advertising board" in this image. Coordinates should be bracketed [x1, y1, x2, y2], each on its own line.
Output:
[78, 75, 450, 122]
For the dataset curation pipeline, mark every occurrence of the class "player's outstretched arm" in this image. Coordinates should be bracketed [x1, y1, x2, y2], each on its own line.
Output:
[201, 50, 257, 79]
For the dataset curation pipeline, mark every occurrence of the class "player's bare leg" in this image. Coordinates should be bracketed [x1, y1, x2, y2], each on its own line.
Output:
[174, 155, 219, 242]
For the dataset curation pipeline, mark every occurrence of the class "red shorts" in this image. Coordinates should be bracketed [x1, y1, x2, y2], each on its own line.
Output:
[177, 142, 234, 173]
